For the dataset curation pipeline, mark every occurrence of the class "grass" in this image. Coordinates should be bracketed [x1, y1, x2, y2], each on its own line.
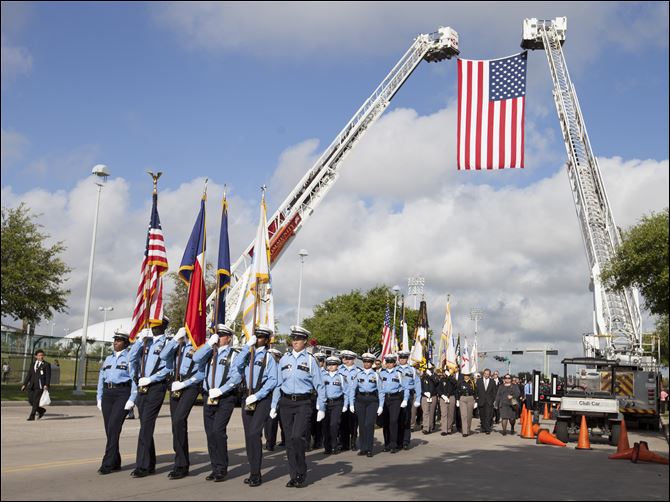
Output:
[1, 385, 98, 401]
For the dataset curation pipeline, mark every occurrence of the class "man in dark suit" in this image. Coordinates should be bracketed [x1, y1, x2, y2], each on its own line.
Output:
[21, 349, 51, 421]
[475, 368, 496, 434]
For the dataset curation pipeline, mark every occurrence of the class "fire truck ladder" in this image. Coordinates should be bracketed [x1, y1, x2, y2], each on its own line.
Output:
[521, 18, 644, 364]
[210, 27, 460, 326]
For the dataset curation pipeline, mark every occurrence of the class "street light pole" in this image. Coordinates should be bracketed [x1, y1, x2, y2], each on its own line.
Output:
[296, 249, 308, 325]
[99, 306, 114, 362]
[75, 164, 110, 395]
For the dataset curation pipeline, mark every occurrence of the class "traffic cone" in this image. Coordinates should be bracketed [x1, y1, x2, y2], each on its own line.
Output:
[536, 428, 566, 447]
[608, 420, 631, 459]
[543, 403, 550, 420]
[631, 441, 669, 465]
[575, 415, 592, 450]
[532, 423, 541, 435]
[521, 408, 535, 439]
[520, 404, 527, 429]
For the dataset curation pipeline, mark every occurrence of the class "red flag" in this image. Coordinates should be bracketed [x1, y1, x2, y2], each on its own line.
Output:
[380, 303, 393, 359]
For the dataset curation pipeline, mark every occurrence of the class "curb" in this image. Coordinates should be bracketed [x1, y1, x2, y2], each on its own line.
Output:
[1, 400, 96, 407]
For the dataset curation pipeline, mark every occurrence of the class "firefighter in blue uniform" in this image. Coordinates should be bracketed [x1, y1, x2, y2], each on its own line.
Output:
[338, 349, 361, 451]
[379, 353, 409, 453]
[96, 329, 137, 474]
[308, 352, 327, 450]
[159, 327, 206, 479]
[348, 352, 383, 457]
[271, 326, 325, 488]
[396, 350, 422, 450]
[322, 356, 348, 454]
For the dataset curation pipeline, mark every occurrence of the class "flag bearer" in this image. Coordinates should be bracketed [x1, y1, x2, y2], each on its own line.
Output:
[396, 350, 421, 450]
[322, 356, 348, 454]
[237, 327, 278, 487]
[159, 327, 206, 479]
[380, 354, 409, 454]
[338, 350, 361, 451]
[264, 348, 284, 451]
[96, 329, 137, 474]
[271, 326, 325, 488]
[129, 317, 173, 478]
[193, 325, 243, 482]
[349, 352, 383, 457]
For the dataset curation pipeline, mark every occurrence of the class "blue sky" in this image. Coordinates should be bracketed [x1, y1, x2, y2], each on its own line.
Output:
[2, 2, 668, 373]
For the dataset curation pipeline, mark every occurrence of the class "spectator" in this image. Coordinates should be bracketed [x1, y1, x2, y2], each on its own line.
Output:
[494, 374, 521, 435]
[2, 361, 10, 383]
[660, 388, 668, 414]
[21, 349, 51, 421]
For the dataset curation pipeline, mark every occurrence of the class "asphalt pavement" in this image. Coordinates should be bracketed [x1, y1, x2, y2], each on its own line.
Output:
[1, 404, 668, 500]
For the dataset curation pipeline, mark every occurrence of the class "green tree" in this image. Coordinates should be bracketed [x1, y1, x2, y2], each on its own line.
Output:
[600, 208, 669, 316]
[1, 204, 71, 329]
[649, 315, 669, 366]
[163, 263, 217, 330]
[302, 285, 423, 355]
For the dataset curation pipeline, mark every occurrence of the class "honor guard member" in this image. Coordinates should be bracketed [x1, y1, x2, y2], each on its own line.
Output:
[308, 352, 327, 450]
[396, 350, 421, 450]
[348, 352, 383, 457]
[457, 370, 477, 436]
[271, 326, 325, 488]
[96, 329, 137, 474]
[322, 356, 348, 454]
[338, 350, 361, 451]
[237, 327, 278, 487]
[379, 353, 409, 453]
[193, 325, 242, 481]
[128, 317, 173, 478]
[264, 348, 285, 451]
[159, 327, 206, 479]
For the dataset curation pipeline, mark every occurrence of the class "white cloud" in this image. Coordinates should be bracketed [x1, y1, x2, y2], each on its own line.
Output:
[1, 129, 29, 168]
[0, 34, 32, 87]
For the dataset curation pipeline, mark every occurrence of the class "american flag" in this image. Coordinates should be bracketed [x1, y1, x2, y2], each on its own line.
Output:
[458, 51, 527, 170]
[380, 303, 393, 359]
[129, 192, 168, 340]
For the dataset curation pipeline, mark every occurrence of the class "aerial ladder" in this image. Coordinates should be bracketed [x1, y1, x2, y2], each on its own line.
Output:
[522, 18, 660, 425]
[208, 27, 460, 327]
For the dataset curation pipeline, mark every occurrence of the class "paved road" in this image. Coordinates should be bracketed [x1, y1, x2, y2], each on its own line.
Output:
[1, 404, 668, 500]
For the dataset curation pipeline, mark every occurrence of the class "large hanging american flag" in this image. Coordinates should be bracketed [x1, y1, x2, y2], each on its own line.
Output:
[380, 303, 393, 359]
[129, 191, 168, 340]
[457, 51, 527, 170]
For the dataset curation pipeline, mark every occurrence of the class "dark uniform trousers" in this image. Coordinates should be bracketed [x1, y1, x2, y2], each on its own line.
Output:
[242, 396, 272, 477]
[136, 381, 167, 471]
[383, 393, 403, 450]
[264, 407, 284, 447]
[101, 385, 131, 469]
[479, 402, 494, 432]
[323, 398, 344, 452]
[28, 388, 46, 419]
[398, 390, 415, 447]
[203, 393, 237, 475]
[169, 385, 200, 469]
[339, 408, 358, 450]
[280, 396, 313, 480]
[355, 394, 379, 454]
[308, 394, 322, 448]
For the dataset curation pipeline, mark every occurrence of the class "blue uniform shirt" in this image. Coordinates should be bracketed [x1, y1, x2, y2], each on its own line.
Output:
[397, 363, 422, 405]
[193, 343, 243, 394]
[160, 338, 206, 388]
[96, 349, 138, 402]
[236, 344, 278, 401]
[272, 350, 325, 410]
[322, 371, 348, 407]
[348, 367, 384, 408]
[338, 363, 361, 394]
[379, 366, 409, 402]
[129, 334, 173, 384]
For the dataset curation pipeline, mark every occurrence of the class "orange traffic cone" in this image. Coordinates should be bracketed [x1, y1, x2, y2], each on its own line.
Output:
[532, 423, 541, 435]
[520, 404, 527, 429]
[608, 420, 631, 460]
[521, 408, 535, 439]
[631, 441, 669, 465]
[536, 428, 566, 447]
[575, 415, 591, 450]
[543, 403, 550, 420]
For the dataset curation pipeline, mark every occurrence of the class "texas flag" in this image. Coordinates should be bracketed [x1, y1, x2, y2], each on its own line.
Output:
[179, 196, 207, 347]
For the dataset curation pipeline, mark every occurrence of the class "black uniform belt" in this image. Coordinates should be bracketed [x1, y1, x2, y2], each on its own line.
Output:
[106, 381, 131, 388]
[326, 396, 344, 405]
[281, 392, 312, 401]
[387, 391, 404, 399]
[357, 391, 378, 397]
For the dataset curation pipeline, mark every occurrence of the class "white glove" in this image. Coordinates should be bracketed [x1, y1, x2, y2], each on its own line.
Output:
[441, 395, 449, 403]
[209, 388, 223, 399]
[316, 410, 326, 422]
[342, 405, 348, 413]
[246, 334, 257, 347]
[350, 405, 356, 413]
[138, 377, 151, 387]
[171, 381, 186, 392]
[474, 402, 478, 409]
[400, 400, 408, 408]
[97, 399, 102, 411]
[423, 391, 431, 398]
[377, 406, 383, 416]
[270, 408, 277, 419]
[207, 334, 219, 347]
[138, 328, 152, 342]
[174, 327, 187, 342]
[456, 400, 460, 408]
[124, 400, 134, 411]
[414, 401, 421, 408]
[245, 394, 259, 406]
[426, 370, 432, 376]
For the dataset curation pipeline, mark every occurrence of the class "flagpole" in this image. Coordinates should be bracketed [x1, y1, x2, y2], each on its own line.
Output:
[213, 186, 227, 328]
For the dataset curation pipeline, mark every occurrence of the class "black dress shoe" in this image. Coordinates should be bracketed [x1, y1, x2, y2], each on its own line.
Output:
[26, 417, 35, 421]
[286, 478, 297, 488]
[213, 473, 226, 482]
[390, 448, 398, 454]
[294, 476, 307, 488]
[205, 472, 216, 481]
[248, 476, 262, 487]
[130, 469, 149, 478]
[98, 467, 113, 475]
[403, 444, 410, 450]
[277, 441, 285, 447]
[357, 450, 365, 456]
[265, 443, 275, 451]
[422, 430, 430, 435]
[502, 430, 507, 436]
[440, 432, 448, 436]
[366, 451, 373, 458]
[383, 445, 390, 452]
[333, 447, 341, 455]
[462, 433, 468, 437]
[148, 468, 156, 475]
[168, 470, 188, 480]
[324, 449, 333, 455]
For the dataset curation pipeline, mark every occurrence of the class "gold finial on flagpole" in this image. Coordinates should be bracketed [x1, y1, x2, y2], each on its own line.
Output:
[147, 171, 163, 194]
